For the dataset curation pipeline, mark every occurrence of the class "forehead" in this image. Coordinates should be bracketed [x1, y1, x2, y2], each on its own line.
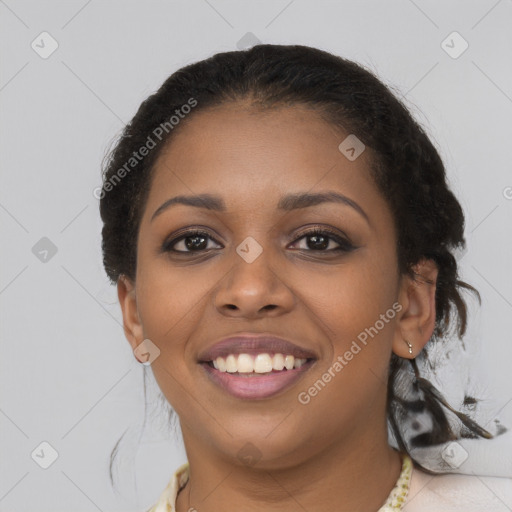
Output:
[145, 103, 385, 218]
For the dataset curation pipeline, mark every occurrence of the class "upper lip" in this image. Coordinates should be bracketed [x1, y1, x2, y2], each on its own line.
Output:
[197, 333, 318, 362]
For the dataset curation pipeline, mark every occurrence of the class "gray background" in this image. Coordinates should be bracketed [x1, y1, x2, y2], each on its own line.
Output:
[1, 1, 511, 511]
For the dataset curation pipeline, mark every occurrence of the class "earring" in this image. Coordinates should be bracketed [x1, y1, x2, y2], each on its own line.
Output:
[404, 339, 413, 355]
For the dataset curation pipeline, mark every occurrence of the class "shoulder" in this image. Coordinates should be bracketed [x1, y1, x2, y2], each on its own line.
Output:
[404, 467, 512, 512]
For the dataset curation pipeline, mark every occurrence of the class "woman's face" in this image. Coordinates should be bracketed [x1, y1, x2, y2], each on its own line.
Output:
[120, 103, 423, 468]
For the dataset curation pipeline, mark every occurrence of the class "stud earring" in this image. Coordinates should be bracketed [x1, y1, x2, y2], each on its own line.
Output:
[404, 339, 413, 355]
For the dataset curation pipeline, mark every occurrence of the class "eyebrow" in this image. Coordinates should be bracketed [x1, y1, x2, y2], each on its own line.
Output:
[151, 191, 369, 224]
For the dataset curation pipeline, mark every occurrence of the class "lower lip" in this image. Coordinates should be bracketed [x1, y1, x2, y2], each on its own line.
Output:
[200, 360, 315, 400]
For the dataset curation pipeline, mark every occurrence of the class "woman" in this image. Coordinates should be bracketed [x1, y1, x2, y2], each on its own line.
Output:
[99, 45, 511, 511]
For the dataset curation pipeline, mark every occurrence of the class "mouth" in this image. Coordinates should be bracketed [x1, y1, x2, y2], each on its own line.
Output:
[197, 335, 318, 399]
[200, 353, 316, 400]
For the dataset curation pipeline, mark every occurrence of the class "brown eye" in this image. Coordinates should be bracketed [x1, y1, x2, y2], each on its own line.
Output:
[290, 229, 355, 252]
[303, 233, 332, 250]
[163, 230, 222, 253]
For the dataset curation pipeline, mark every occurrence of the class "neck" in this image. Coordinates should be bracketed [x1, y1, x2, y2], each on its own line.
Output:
[176, 422, 402, 512]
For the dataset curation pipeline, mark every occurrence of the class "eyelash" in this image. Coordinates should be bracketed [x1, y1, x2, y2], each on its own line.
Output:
[161, 227, 356, 255]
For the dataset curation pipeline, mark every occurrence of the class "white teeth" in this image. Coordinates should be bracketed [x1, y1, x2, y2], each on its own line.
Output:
[254, 354, 273, 373]
[284, 355, 295, 370]
[237, 354, 254, 373]
[211, 353, 309, 373]
[216, 356, 226, 372]
[294, 357, 307, 369]
[225, 354, 238, 373]
[272, 353, 285, 371]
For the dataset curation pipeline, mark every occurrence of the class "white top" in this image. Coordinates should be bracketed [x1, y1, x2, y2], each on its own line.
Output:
[146, 459, 512, 512]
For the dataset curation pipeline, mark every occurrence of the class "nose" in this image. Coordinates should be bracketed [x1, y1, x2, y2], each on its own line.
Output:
[214, 247, 295, 319]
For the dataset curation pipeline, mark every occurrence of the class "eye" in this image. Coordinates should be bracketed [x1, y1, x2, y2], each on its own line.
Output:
[162, 229, 222, 253]
[161, 226, 355, 255]
[289, 228, 355, 252]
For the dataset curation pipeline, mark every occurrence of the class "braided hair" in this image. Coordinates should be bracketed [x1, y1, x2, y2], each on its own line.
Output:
[100, 44, 493, 479]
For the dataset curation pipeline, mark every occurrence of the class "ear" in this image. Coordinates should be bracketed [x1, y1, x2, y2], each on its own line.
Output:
[117, 275, 144, 354]
[392, 258, 438, 359]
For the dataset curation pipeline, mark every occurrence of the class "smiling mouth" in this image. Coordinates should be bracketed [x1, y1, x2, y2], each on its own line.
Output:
[199, 353, 316, 399]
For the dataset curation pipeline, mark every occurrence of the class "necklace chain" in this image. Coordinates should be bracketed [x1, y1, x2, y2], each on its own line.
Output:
[379, 453, 413, 511]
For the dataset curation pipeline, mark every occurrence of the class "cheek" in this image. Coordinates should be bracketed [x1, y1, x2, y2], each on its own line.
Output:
[134, 257, 217, 418]
[137, 225, 219, 308]
[134, 253, 218, 365]
[295, 263, 398, 428]
[304, 251, 398, 336]
[298, 250, 399, 399]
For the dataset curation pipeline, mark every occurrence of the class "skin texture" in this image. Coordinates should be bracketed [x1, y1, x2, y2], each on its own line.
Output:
[118, 103, 439, 512]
